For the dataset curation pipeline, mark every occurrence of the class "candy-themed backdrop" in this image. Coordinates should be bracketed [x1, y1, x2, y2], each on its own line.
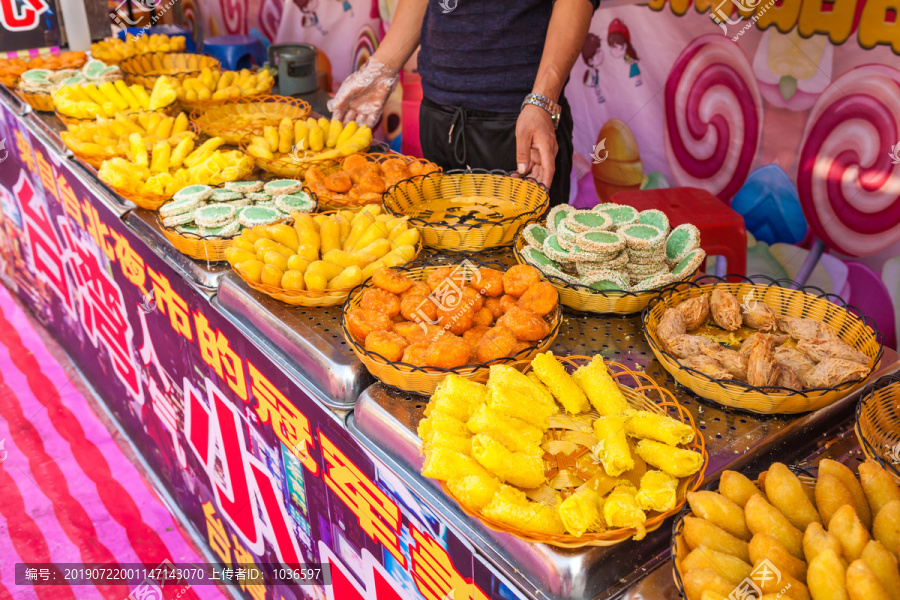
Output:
[187, 0, 900, 345]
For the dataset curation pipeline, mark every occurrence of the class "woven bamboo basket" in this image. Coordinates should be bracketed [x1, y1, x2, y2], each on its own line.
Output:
[432, 356, 708, 548]
[55, 98, 177, 127]
[642, 275, 884, 414]
[855, 374, 900, 483]
[189, 96, 311, 145]
[177, 77, 274, 112]
[382, 168, 548, 252]
[341, 259, 562, 395]
[16, 89, 54, 112]
[513, 233, 698, 315]
[241, 140, 342, 180]
[106, 185, 170, 211]
[64, 116, 200, 170]
[119, 53, 221, 88]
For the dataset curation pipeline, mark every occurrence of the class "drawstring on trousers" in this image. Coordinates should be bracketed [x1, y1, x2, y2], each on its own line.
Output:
[447, 106, 467, 165]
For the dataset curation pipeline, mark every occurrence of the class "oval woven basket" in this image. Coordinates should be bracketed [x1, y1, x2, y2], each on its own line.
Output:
[55, 98, 178, 127]
[341, 258, 562, 395]
[513, 232, 699, 315]
[382, 168, 549, 252]
[438, 356, 707, 548]
[119, 53, 221, 88]
[189, 96, 311, 145]
[241, 140, 343, 181]
[855, 374, 900, 484]
[642, 275, 884, 414]
[16, 89, 54, 112]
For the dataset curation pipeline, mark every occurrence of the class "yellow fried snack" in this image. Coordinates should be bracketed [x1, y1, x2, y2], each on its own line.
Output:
[681, 546, 753, 585]
[486, 379, 555, 430]
[446, 475, 502, 512]
[807, 548, 849, 600]
[572, 355, 629, 416]
[417, 412, 469, 443]
[420, 445, 490, 481]
[804, 521, 845, 565]
[829, 504, 871, 561]
[750, 533, 808, 582]
[859, 460, 900, 518]
[861, 540, 900, 600]
[820, 459, 872, 530]
[466, 403, 543, 453]
[558, 487, 605, 536]
[766, 462, 822, 531]
[635, 439, 703, 478]
[424, 431, 472, 456]
[757, 566, 810, 600]
[687, 491, 751, 541]
[700, 593, 727, 600]
[636, 470, 679, 513]
[682, 515, 751, 562]
[873, 500, 900, 555]
[720, 470, 765, 508]
[745, 494, 804, 559]
[425, 374, 487, 422]
[531, 351, 590, 414]
[471, 434, 544, 489]
[482, 485, 565, 534]
[488, 364, 555, 408]
[623, 409, 695, 446]
[817, 472, 857, 527]
[603, 484, 647, 540]
[592, 416, 634, 477]
[682, 568, 735, 600]
[846, 559, 892, 600]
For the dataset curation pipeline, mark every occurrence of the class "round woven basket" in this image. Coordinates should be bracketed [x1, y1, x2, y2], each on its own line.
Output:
[642, 275, 884, 414]
[189, 96, 311, 145]
[241, 140, 343, 181]
[382, 168, 548, 252]
[341, 258, 562, 395]
[855, 374, 900, 484]
[438, 356, 707, 548]
[513, 232, 699, 315]
[119, 53, 221, 88]
[55, 98, 177, 126]
[16, 89, 54, 112]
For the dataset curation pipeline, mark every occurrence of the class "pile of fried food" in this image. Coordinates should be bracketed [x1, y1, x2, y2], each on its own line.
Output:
[245, 117, 374, 167]
[90, 34, 186, 64]
[53, 76, 178, 119]
[657, 288, 872, 390]
[174, 67, 273, 103]
[418, 353, 704, 538]
[0, 51, 87, 84]
[676, 459, 900, 600]
[346, 264, 557, 369]
[305, 154, 440, 208]
[227, 205, 419, 292]
[62, 111, 197, 164]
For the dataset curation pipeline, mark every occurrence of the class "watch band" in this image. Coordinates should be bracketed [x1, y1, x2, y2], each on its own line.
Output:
[521, 93, 561, 129]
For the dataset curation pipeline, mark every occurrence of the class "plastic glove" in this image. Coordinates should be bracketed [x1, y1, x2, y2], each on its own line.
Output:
[328, 58, 399, 128]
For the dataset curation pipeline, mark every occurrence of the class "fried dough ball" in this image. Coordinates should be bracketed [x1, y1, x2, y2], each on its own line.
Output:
[473, 307, 493, 327]
[348, 163, 379, 184]
[470, 268, 504, 298]
[401, 342, 431, 367]
[476, 325, 517, 363]
[499, 294, 519, 315]
[359, 171, 387, 194]
[407, 323, 446, 345]
[346, 309, 392, 343]
[305, 166, 326, 183]
[426, 267, 454, 291]
[484, 297, 504, 319]
[392, 321, 421, 339]
[438, 301, 475, 335]
[400, 294, 438, 322]
[426, 335, 471, 368]
[502, 264, 541, 298]
[361, 288, 401, 317]
[463, 286, 484, 312]
[463, 325, 490, 350]
[342, 154, 369, 171]
[382, 158, 410, 173]
[511, 340, 533, 355]
[372, 267, 412, 294]
[517, 282, 557, 316]
[365, 331, 409, 362]
[402, 281, 431, 299]
[498, 306, 550, 341]
[324, 171, 353, 193]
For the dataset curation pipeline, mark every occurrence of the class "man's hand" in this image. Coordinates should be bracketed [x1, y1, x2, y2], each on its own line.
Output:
[516, 104, 557, 189]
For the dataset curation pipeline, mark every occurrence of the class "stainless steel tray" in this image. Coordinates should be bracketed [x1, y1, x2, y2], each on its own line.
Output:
[351, 307, 900, 600]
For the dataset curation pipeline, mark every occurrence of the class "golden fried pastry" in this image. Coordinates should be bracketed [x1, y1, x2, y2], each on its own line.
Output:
[511, 340, 533, 355]
[372, 267, 412, 294]
[667, 334, 717, 358]
[701, 345, 749, 381]
[392, 321, 421, 339]
[498, 306, 550, 342]
[802, 358, 868, 388]
[797, 338, 869, 366]
[463, 325, 490, 349]
[426, 267, 454, 291]
[382, 157, 410, 172]
[476, 325, 517, 363]
[484, 297, 504, 319]
[499, 294, 518, 315]
[747, 342, 780, 387]
[426, 335, 471, 368]
[743, 302, 778, 332]
[773, 346, 816, 378]
[402, 281, 431, 299]
[777, 316, 838, 341]
[342, 154, 369, 171]
[462, 286, 484, 312]
[470, 268, 504, 298]
[682, 355, 733, 379]
[777, 367, 804, 390]
[324, 171, 353, 193]
[361, 288, 401, 317]
[677, 294, 710, 330]
[502, 264, 541, 298]
[439, 306, 474, 336]
[348, 163, 379, 183]
[740, 332, 775, 357]
[407, 323, 446, 345]
[473, 307, 493, 327]
[346, 187, 381, 204]
[401, 342, 430, 366]
[710, 288, 742, 331]
[305, 166, 326, 183]
[365, 330, 409, 361]
[657, 308, 686, 351]
[347, 308, 392, 342]
[400, 294, 438, 322]
[359, 171, 387, 194]
[517, 282, 557, 316]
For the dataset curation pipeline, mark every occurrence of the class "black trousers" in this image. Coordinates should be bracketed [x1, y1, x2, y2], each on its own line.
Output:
[418, 96, 573, 207]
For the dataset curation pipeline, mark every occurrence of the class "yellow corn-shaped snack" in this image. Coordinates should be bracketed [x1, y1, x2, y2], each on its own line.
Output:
[317, 116, 330, 130]
[482, 485, 565, 535]
[326, 118, 343, 148]
[558, 487, 606, 536]
[327, 266, 363, 290]
[488, 364, 555, 409]
[465, 403, 543, 453]
[294, 121, 309, 147]
[635, 439, 703, 478]
[572, 355, 629, 416]
[155, 116, 173, 139]
[421, 445, 491, 481]
[128, 133, 148, 167]
[418, 412, 469, 443]
[592, 415, 634, 477]
[344, 212, 375, 250]
[132, 84, 151, 109]
[114, 80, 140, 110]
[471, 434, 544, 489]
[309, 125, 325, 151]
[425, 374, 487, 422]
[336, 121, 359, 147]
[318, 217, 341, 255]
[149, 141, 170, 173]
[486, 382, 555, 430]
[169, 137, 194, 169]
[278, 117, 293, 154]
[603, 484, 647, 540]
[531, 352, 590, 414]
[635, 470, 679, 512]
[424, 431, 472, 456]
[446, 475, 502, 512]
[624, 410, 694, 446]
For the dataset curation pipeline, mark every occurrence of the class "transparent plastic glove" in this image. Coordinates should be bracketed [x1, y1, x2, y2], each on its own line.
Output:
[328, 58, 399, 128]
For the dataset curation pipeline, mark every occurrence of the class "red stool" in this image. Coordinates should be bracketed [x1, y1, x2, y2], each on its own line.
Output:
[610, 187, 747, 277]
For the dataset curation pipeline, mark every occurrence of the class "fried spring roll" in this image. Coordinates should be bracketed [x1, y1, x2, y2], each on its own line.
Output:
[466, 403, 544, 453]
[531, 351, 590, 414]
[635, 439, 704, 478]
[623, 409, 695, 446]
[420, 445, 490, 481]
[558, 487, 605, 537]
[471, 434, 545, 489]
[636, 470, 679, 513]
[603, 484, 647, 540]
[482, 485, 565, 535]
[446, 475, 502, 512]
[593, 416, 634, 477]
[425, 374, 487, 421]
[572, 355, 629, 416]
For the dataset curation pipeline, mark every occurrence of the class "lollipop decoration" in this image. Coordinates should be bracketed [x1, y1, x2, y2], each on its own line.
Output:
[664, 35, 763, 201]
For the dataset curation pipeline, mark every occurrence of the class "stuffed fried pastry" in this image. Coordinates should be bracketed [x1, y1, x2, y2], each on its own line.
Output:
[425, 374, 487, 421]
[488, 364, 555, 408]
[623, 410, 695, 446]
[558, 487, 606, 536]
[531, 351, 590, 414]
[676, 294, 710, 330]
[593, 415, 634, 476]
[471, 434, 545, 489]
[709, 288, 742, 331]
[603, 484, 647, 540]
[573, 355, 629, 416]
[636, 470, 679, 512]
[421, 445, 491, 481]
[487, 383, 555, 430]
[466, 403, 544, 452]
[424, 431, 472, 455]
[418, 412, 469, 443]
[446, 474, 502, 512]
[635, 439, 703, 478]
[482, 485, 565, 535]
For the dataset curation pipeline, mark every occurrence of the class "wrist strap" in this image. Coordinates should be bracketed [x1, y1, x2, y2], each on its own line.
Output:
[521, 93, 560, 129]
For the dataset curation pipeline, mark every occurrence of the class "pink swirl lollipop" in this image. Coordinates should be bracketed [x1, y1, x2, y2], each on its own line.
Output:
[798, 64, 900, 257]
[664, 35, 763, 201]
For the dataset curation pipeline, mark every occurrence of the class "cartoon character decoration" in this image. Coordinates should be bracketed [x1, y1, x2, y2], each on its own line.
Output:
[292, 0, 327, 34]
[581, 33, 605, 104]
[608, 19, 641, 87]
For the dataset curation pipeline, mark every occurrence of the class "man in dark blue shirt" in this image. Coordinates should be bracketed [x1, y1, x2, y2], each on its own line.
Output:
[329, 0, 599, 206]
